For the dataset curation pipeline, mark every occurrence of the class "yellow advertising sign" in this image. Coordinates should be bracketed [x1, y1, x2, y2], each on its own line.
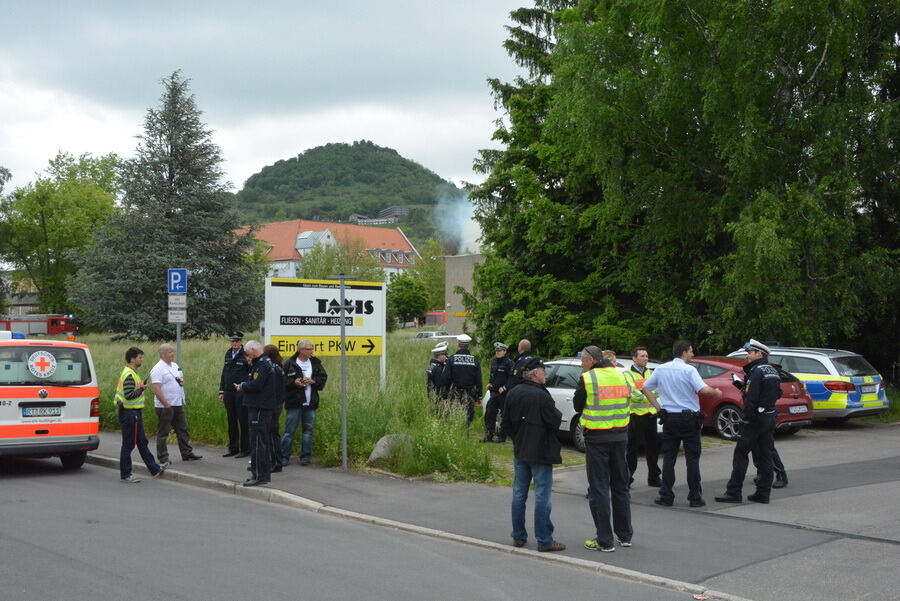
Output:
[270, 335, 383, 357]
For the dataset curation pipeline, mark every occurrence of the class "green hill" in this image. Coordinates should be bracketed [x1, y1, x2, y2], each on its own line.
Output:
[235, 141, 463, 232]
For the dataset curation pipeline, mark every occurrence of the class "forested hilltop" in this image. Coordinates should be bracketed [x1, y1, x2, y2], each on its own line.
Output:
[235, 141, 462, 242]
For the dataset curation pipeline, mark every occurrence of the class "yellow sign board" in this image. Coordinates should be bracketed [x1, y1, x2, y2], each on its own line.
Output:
[270, 335, 383, 357]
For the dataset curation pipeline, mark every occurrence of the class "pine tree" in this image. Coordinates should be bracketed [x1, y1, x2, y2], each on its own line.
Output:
[71, 71, 266, 338]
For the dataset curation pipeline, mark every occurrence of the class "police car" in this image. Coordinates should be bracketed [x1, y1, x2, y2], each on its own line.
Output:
[0, 332, 100, 468]
[726, 346, 888, 421]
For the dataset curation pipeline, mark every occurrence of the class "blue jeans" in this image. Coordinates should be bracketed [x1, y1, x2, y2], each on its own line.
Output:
[511, 459, 555, 548]
[119, 409, 160, 479]
[281, 407, 316, 461]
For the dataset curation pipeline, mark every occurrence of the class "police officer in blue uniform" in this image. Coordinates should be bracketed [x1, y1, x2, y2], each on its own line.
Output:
[482, 342, 513, 442]
[506, 339, 533, 392]
[426, 342, 449, 400]
[236, 340, 276, 487]
[444, 334, 482, 424]
[219, 331, 250, 457]
[716, 339, 781, 504]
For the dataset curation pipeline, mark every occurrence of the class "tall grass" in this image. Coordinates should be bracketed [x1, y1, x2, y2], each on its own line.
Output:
[80, 330, 496, 481]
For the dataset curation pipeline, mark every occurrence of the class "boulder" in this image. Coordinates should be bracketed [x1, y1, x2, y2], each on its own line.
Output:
[367, 434, 414, 467]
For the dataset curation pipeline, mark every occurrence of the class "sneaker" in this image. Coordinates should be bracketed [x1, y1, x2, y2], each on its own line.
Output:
[152, 462, 170, 478]
[584, 539, 614, 552]
[538, 542, 566, 552]
[121, 474, 141, 483]
[616, 538, 633, 548]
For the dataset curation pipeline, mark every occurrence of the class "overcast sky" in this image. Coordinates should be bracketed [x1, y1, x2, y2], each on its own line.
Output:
[0, 1, 525, 193]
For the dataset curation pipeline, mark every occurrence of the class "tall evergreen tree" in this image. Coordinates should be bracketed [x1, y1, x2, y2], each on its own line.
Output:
[71, 71, 265, 338]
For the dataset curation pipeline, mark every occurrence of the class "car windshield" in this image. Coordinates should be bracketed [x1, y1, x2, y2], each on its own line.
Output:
[0, 346, 91, 386]
[831, 355, 879, 377]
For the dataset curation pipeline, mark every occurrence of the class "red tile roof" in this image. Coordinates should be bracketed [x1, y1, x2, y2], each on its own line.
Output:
[241, 219, 419, 267]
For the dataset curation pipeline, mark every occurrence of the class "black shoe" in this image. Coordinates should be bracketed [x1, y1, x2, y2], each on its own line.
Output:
[222, 451, 238, 457]
[772, 478, 788, 489]
[235, 452, 250, 458]
[747, 493, 769, 504]
[480, 434, 494, 443]
[715, 494, 742, 503]
[183, 454, 202, 461]
[689, 498, 706, 508]
[243, 479, 263, 487]
[653, 497, 673, 507]
[648, 477, 662, 487]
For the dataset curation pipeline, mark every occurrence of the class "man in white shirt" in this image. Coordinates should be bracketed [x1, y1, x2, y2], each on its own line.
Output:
[151, 343, 202, 463]
[642, 340, 721, 508]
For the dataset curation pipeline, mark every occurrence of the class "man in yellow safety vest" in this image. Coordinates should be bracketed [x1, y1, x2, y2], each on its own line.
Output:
[624, 347, 661, 488]
[115, 346, 167, 483]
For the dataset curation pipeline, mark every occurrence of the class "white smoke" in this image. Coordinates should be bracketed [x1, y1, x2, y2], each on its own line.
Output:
[431, 187, 481, 254]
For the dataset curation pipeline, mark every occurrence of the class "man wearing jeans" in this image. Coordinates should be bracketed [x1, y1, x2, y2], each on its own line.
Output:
[501, 357, 565, 552]
[116, 346, 167, 483]
[281, 340, 328, 466]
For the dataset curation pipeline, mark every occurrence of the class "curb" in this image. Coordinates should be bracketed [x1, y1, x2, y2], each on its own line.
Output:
[87, 452, 753, 601]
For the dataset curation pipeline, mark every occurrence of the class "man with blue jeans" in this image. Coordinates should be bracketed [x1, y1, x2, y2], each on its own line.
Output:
[281, 340, 328, 466]
[501, 357, 565, 552]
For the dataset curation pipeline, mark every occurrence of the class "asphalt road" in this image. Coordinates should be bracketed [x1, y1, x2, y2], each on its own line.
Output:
[1, 459, 688, 601]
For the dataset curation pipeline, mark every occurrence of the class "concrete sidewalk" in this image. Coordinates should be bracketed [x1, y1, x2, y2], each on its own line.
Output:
[90, 422, 900, 601]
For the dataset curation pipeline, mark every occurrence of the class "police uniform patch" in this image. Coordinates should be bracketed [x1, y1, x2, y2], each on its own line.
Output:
[253, 372, 259, 379]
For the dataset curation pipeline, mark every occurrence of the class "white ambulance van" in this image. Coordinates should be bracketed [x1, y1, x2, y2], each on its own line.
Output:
[0, 332, 100, 468]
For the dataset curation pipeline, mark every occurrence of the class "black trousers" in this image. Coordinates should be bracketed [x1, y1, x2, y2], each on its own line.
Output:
[726, 412, 776, 498]
[483, 393, 505, 436]
[753, 433, 787, 481]
[658, 413, 703, 503]
[626, 412, 660, 483]
[248, 407, 272, 482]
[585, 440, 632, 547]
[269, 408, 282, 468]
[223, 389, 248, 454]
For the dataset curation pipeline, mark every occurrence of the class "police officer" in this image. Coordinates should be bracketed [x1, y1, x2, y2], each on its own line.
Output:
[219, 331, 250, 458]
[716, 339, 780, 504]
[624, 347, 661, 487]
[643, 340, 722, 508]
[235, 340, 276, 487]
[426, 342, 449, 402]
[444, 334, 482, 423]
[482, 342, 514, 443]
[507, 339, 533, 392]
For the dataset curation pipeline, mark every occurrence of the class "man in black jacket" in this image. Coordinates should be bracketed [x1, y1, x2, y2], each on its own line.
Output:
[426, 342, 449, 403]
[218, 331, 250, 457]
[281, 339, 328, 466]
[716, 339, 781, 504]
[235, 340, 276, 486]
[482, 342, 513, 443]
[444, 334, 482, 424]
[501, 357, 565, 553]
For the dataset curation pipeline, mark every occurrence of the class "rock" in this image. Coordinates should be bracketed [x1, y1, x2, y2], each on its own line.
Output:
[367, 434, 414, 467]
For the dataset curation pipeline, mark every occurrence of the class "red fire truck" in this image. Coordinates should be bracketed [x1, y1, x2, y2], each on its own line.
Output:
[0, 315, 78, 336]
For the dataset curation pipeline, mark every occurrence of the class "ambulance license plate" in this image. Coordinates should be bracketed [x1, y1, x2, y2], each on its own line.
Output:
[860, 385, 876, 394]
[22, 406, 62, 417]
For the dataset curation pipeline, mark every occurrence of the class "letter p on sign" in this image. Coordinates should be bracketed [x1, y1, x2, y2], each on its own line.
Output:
[168, 268, 188, 293]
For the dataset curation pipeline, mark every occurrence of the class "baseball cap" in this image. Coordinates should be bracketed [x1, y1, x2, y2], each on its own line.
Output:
[522, 357, 545, 371]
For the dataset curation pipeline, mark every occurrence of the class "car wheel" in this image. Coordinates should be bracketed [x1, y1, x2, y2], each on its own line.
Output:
[60, 451, 87, 470]
[714, 405, 743, 441]
[570, 415, 586, 453]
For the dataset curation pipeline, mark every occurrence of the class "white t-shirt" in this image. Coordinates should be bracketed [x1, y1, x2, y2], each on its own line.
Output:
[151, 360, 185, 408]
[296, 357, 312, 405]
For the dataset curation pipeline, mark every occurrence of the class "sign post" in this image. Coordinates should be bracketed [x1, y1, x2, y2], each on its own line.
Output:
[167, 268, 188, 364]
[264, 277, 387, 472]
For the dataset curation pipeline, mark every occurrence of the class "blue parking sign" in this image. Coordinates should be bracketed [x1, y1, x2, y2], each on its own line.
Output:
[168, 268, 188, 293]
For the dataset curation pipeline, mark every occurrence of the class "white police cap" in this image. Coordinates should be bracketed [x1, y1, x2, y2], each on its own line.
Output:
[457, 334, 472, 344]
[432, 342, 449, 354]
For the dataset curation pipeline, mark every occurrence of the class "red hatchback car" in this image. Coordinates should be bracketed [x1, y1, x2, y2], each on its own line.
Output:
[690, 356, 814, 440]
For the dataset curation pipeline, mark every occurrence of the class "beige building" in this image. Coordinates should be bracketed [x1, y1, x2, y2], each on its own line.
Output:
[444, 254, 482, 334]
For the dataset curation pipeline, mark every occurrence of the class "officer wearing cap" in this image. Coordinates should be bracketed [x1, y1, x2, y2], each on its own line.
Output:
[482, 342, 514, 443]
[444, 334, 482, 423]
[426, 341, 449, 407]
[219, 330, 250, 457]
[715, 339, 780, 504]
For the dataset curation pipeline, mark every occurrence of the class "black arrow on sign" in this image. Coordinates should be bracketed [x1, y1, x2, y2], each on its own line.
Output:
[362, 339, 376, 354]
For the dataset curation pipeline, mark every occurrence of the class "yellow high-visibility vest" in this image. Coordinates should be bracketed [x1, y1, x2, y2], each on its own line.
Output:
[115, 366, 145, 410]
[579, 367, 631, 430]
[626, 366, 658, 415]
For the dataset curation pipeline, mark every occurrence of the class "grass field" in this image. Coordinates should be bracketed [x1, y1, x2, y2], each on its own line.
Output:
[80, 329, 586, 481]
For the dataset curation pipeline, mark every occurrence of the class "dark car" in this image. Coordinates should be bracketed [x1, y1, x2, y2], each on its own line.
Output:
[690, 356, 814, 440]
